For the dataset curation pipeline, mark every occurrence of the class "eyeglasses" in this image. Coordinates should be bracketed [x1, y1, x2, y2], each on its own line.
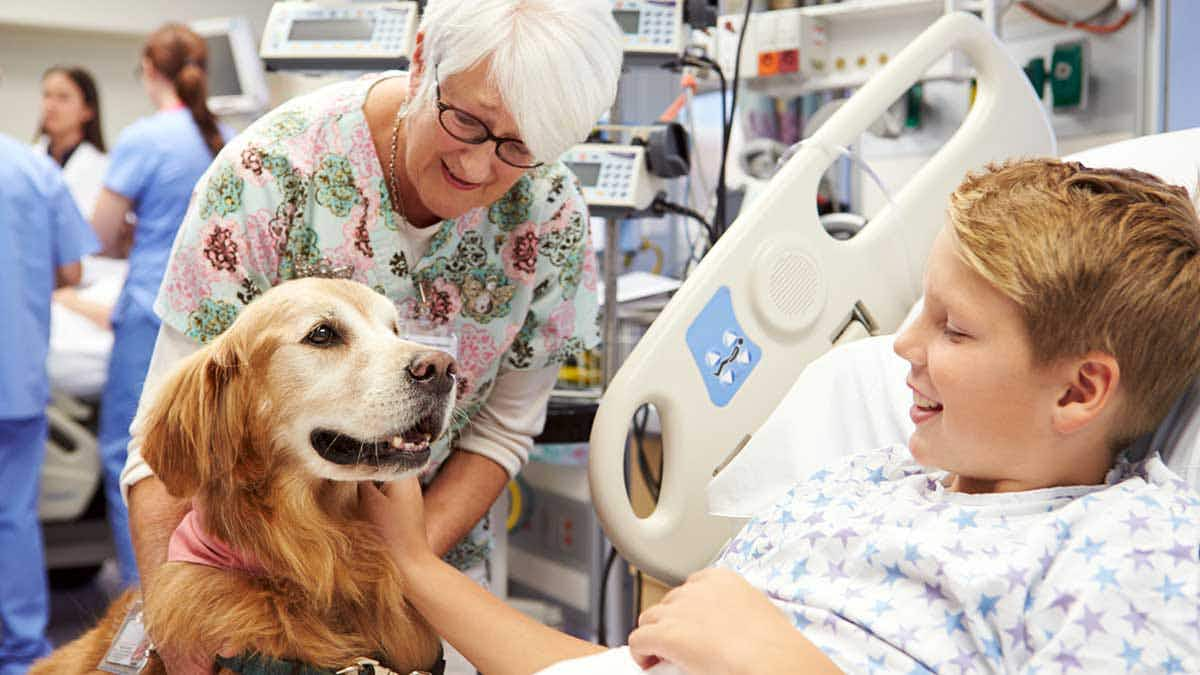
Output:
[434, 72, 542, 169]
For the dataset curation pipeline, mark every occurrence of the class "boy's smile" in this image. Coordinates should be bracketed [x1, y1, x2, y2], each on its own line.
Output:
[908, 384, 943, 424]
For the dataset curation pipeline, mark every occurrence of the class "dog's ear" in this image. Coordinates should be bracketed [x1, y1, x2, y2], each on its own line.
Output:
[136, 335, 248, 498]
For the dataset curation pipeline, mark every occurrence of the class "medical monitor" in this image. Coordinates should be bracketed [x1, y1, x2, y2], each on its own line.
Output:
[258, 2, 419, 72]
[191, 17, 270, 116]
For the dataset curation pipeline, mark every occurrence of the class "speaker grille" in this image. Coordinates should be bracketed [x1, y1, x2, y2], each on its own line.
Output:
[769, 252, 819, 317]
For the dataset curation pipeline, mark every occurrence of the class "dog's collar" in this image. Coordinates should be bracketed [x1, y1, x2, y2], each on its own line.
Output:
[167, 508, 265, 575]
[215, 652, 446, 675]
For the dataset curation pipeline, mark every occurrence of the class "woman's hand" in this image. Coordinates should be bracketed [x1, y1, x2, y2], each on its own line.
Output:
[628, 568, 840, 675]
[357, 476, 437, 572]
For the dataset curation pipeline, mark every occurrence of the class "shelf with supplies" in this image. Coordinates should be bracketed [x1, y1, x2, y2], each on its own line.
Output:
[715, 0, 970, 97]
[555, 272, 680, 395]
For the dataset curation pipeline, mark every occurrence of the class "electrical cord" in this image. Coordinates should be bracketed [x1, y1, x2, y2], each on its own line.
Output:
[723, 0, 754, 238]
[633, 569, 643, 628]
[604, 404, 659, 644]
[632, 403, 660, 502]
[596, 403, 661, 645]
[652, 195, 716, 246]
[664, 51, 727, 245]
[596, 545, 619, 645]
[1016, 1, 1133, 34]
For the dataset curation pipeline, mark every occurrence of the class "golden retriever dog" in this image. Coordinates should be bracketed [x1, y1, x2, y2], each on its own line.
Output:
[33, 277, 455, 674]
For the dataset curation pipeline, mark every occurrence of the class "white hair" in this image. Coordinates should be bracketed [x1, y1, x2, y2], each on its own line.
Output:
[415, 0, 623, 162]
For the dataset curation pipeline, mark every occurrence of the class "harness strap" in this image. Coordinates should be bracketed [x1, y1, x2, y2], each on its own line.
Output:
[214, 651, 446, 675]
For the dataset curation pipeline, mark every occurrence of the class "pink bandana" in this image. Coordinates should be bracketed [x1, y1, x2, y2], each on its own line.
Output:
[167, 506, 264, 575]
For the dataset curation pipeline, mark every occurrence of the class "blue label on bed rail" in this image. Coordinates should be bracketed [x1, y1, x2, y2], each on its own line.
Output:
[685, 286, 761, 407]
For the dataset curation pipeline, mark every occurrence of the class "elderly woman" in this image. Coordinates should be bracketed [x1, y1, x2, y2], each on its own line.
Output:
[120, 0, 621, 672]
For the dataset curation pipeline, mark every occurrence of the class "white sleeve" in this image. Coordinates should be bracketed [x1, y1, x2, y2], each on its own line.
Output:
[533, 647, 684, 675]
[454, 365, 559, 478]
[118, 322, 201, 504]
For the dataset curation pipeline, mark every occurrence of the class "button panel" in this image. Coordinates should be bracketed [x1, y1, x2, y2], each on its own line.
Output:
[611, 0, 681, 52]
[561, 146, 641, 208]
[265, 3, 416, 56]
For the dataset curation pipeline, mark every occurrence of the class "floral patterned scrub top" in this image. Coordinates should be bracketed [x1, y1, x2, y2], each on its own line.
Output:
[153, 74, 600, 569]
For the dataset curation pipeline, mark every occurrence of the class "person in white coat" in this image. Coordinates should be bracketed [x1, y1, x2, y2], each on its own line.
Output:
[34, 66, 111, 229]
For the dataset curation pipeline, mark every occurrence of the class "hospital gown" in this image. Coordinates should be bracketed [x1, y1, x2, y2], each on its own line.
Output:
[716, 446, 1200, 673]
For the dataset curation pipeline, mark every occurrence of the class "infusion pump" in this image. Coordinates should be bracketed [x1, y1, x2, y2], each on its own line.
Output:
[611, 0, 684, 57]
[260, 1, 418, 71]
[562, 144, 660, 218]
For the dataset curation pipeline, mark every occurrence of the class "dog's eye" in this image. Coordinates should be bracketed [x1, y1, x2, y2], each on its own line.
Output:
[304, 323, 341, 347]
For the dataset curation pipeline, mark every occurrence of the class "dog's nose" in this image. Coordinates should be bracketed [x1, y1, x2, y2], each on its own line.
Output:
[407, 350, 458, 386]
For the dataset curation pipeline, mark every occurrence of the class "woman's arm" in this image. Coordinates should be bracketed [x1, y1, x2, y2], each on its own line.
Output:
[52, 285, 111, 328]
[91, 188, 134, 257]
[421, 449, 510, 556]
[423, 365, 557, 554]
[54, 261, 82, 289]
[360, 479, 605, 674]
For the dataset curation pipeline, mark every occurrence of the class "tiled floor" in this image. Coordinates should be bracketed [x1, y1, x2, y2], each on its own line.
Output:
[46, 559, 125, 648]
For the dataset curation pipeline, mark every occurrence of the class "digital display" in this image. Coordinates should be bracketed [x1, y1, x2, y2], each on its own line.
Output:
[565, 161, 602, 187]
[613, 9, 641, 35]
[287, 18, 376, 42]
[204, 34, 242, 97]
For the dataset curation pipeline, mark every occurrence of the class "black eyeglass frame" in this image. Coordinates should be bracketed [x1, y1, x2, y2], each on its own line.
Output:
[433, 73, 543, 170]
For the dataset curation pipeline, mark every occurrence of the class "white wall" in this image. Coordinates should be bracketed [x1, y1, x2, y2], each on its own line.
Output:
[0, 1, 275, 142]
[0, 2, 275, 41]
[1166, 0, 1200, 131]
[0, 24, 148, 144]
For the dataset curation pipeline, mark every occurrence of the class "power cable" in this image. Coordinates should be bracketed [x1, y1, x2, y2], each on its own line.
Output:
[596, 546, 620, 645]
[1017, 1, 1133, 33]
[721, 0, 755, 238]
[652, 195, 716, 246]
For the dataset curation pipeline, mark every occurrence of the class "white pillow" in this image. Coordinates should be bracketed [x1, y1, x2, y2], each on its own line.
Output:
[1063, 128, 1200, 478]
[1066, 129, 1200, 201]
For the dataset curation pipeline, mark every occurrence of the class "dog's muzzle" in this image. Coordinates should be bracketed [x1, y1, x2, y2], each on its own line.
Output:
[310, 412, 444, 470]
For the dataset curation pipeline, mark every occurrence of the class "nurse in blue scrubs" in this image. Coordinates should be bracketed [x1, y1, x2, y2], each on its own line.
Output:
[90, 23, 231, 586]
[0, 132, 98, 674]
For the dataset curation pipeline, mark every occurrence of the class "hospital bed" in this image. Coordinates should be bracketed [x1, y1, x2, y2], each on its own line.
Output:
[40, 256, 126, 576]
[589, 11, 1200, 586]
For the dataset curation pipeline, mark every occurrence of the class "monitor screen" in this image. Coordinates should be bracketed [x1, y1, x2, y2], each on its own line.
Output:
[288, 18, 377, 42]
[613, 9, 641, 35]
[565, 161, 602, 187]
[204, 34, 242, 97]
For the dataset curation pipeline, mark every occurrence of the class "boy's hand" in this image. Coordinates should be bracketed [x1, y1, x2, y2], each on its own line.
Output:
[628, 568, 838, 675]
[357, 477, 437, 571]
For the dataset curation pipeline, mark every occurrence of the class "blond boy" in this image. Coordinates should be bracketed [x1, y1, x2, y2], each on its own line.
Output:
[364, 159, 1200, 674]
[691, 159, 1200, 673]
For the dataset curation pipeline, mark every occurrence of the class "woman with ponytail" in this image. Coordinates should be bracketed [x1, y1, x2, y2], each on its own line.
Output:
[92, 22, 231, 588]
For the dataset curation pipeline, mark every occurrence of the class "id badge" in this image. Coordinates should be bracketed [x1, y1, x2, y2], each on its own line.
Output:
[400, 318, 459, 360]
[98, 598, 153, 674]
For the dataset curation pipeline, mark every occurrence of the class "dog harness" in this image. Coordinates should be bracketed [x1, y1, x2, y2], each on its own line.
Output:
[214, 652, 446, 675]
[170, 511, 442, 675]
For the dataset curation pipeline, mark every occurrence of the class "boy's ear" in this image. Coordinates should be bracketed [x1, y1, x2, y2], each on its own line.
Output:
[1052, 352, 1121, 435]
